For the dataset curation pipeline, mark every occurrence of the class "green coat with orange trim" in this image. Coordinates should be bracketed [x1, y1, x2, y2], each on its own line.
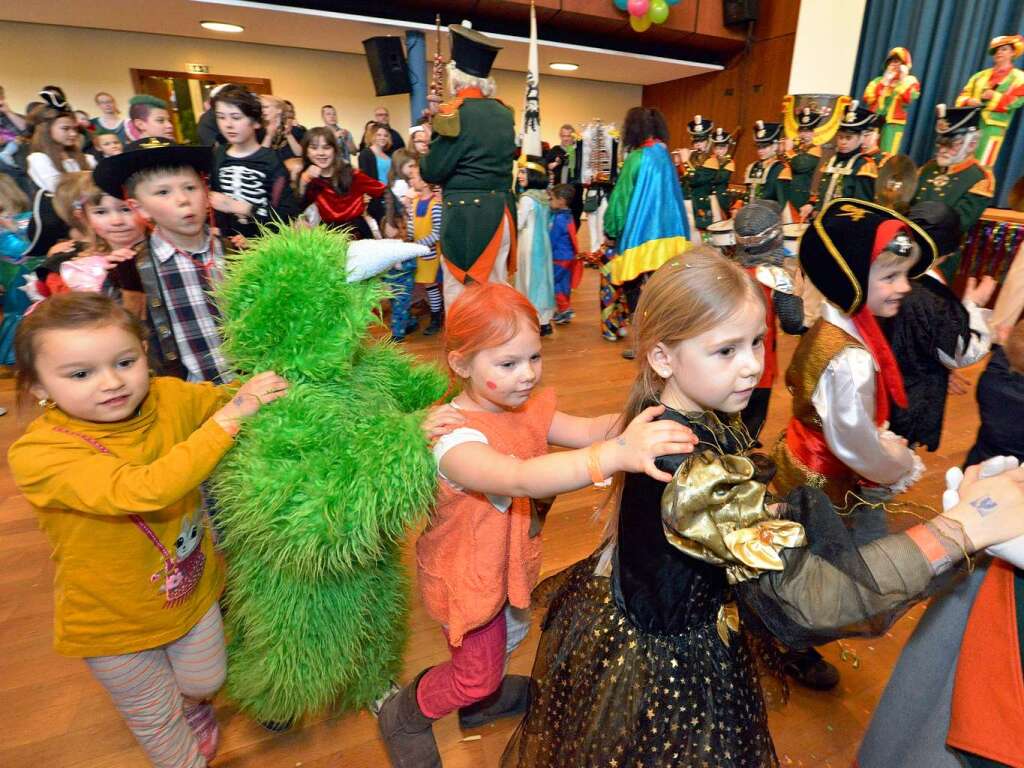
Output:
[420, 92, 517, 281]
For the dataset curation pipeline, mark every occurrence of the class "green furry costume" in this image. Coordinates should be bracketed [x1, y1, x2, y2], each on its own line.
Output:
[210, 227, 448, 723]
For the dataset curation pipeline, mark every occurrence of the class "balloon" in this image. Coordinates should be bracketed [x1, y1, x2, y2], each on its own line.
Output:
[613, 0, 629, 10]
[649, 0, 669, 23]
[627, 0, 650, 17]
[666, 0, 680, 4]
[630, 12, 652, 31]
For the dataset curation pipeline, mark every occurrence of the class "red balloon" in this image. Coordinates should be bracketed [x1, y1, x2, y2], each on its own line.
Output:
[627, 0, 650, 17]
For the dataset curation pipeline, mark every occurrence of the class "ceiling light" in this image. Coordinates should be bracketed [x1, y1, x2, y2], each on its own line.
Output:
[549, 62, 580, 71]
[200, 21, 244, 33]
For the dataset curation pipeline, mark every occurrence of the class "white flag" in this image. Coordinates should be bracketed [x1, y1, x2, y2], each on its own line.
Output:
[521, 2, 542, 157]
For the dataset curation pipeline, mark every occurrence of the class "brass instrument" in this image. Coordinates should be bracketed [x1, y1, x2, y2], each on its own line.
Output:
[875, 154, 918, 213]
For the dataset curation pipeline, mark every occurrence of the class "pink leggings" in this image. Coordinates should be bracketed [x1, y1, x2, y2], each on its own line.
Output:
[85, 603, 226, 768]
[416, 610, 507, 719]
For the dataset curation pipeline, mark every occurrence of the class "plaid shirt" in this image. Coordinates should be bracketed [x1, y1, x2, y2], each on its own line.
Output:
[149, 229, 233, 384]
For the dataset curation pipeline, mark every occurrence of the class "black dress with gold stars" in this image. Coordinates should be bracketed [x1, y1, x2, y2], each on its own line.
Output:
[502, 408, 779, 768]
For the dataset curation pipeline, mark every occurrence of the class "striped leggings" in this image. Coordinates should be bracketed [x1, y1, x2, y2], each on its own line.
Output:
[85, 603, 226, 768]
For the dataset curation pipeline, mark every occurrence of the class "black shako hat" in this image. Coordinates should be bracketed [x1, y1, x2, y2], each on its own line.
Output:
[838, 100, 875, 133]
[797, 106, 824, 130]
[93, 136, 212, 197]
[687, 114, 713, 139]
[799, 197, 936, 314]
[934, 103, 981, 137]
[752, 120, 782, 144]
[449, 22, 501, 78]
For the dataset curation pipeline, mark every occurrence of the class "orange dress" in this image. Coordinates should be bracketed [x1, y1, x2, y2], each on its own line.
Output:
[416, 388, 557, 646]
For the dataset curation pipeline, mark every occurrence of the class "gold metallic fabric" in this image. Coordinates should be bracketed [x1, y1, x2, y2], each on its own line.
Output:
[662, 450, 807, 584]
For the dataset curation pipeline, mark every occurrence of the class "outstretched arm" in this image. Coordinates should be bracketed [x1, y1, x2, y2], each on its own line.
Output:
[547, 410, 622, 449]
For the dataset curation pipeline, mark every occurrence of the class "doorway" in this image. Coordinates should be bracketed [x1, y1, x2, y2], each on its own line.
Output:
[130, 69, 272, 143]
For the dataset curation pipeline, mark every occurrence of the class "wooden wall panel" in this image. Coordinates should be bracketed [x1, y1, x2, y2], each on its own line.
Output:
[643, 0, 800, 176]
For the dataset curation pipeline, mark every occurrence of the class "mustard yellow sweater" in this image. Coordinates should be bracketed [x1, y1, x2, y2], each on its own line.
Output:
[8, 377, 234, 657]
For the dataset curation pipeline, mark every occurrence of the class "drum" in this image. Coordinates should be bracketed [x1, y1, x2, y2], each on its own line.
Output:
[707, 219, 735, 248]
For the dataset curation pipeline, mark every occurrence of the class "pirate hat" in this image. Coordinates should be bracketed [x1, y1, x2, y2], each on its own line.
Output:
[710, 126, 731, 145]
[797, 106, 824, 130]
[988, 34, 1024, 58]
[752, 120, 782, 145]
[449, 22, 501, 78]
[908, 201, 961, 257]
[93, 136, 212, 198]
[838, 100, 874, 133]
[799, 198, 936, 314]
[934, 103, 980, 137]
[687, 114, 713, 140]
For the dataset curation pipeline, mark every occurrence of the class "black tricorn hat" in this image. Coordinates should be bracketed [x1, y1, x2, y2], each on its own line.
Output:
[93, 136, 212, 197]
[908, 200, 961, 256]
[449, 22, 501, 78]
[799, 197, 936, 314]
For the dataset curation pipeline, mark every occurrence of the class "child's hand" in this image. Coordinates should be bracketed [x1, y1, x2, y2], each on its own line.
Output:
[611, 405, 699, 482]
[301, 165, 321, 184]
[944, 462, 1024, 550]
[213, 371, 290, 434]
[209, 191, 253, 217]
[963, 275, 997, 307]
[422, 404, 466, 445]
[47, 239, 77, 257]
[229, 234, 249, 251]
[102, 247, 136, 269]
[948, 370, 971, 396]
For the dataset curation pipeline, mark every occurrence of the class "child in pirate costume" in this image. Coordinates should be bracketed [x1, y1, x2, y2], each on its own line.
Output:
[786, 107, 824, 220]
[956, 34, 1024, 167]
[813, 101, 878, 212]
[884, 201, 995, 452]
[862, 47, 921, 155]
[773, 198, 928, 518]
[676, 115, 723, 234]
[420, 22, 517, 307]
[913, 105, 994, 278]
[733, 201, 805, 441]
[744, 121, 790, 210]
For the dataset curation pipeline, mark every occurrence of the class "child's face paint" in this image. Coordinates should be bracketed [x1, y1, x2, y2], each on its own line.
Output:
[485, 380, 498, 390]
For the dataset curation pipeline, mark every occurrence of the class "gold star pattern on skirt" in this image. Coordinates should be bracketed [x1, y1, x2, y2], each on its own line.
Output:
[501, 555, 779, 768]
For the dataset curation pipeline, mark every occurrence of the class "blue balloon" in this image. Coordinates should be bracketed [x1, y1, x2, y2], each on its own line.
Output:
[614, 0, 629, 9]
[666, 0, 680, 5]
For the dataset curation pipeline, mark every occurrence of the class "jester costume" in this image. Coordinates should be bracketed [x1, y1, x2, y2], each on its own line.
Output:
[604, 139, 691, 287]
[210, 227, 447, 724]
[955, 34, 1024, 167]
[862, 47, 921, 154]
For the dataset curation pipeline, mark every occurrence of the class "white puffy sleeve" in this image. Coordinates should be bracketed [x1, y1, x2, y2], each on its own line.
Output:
[810, 347, 919, 488]
[516, 195, 534, 233]
[936, 299, 992, 369]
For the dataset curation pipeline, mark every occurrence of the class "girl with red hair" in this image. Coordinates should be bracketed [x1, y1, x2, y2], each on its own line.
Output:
[378, 281, 697, 766]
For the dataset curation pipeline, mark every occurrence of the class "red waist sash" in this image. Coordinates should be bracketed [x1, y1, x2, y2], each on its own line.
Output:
[785, 418, 850, 479]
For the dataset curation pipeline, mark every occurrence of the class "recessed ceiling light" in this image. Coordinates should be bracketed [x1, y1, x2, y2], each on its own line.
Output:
[549, 62, 580, 71]
[200, 21, 244, 33]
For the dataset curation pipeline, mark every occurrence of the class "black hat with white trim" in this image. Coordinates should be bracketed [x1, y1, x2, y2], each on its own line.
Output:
[687, 114, 713, 140]
[838, 100, 874, 133]
[752, 120, 782, 145]
[933, 103, 981, 138]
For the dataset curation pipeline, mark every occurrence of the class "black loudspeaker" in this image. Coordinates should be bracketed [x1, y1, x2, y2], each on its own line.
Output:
[363, 37, 412, 96]
[723, 0, 759, 26]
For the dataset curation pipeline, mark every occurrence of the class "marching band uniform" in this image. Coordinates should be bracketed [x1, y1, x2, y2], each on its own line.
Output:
[786, 108, 823, 213]
[814, 102, 878, 212]
[744, 121, 789, 209]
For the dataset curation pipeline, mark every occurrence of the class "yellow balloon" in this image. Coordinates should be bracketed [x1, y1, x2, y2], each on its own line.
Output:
[630, 12, 652, 32]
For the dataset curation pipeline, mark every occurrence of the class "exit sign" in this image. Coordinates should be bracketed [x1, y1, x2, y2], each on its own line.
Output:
[187, 63, 210, 74]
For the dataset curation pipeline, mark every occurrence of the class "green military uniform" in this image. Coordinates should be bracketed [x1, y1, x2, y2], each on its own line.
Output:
[815, 102, 878, 210]
[912, 104, 995, 281]
[744, 121, 789, 208]
[680, 116, 729, 230]
[786, 107, 823, 211]
[419, 23, 516, 287]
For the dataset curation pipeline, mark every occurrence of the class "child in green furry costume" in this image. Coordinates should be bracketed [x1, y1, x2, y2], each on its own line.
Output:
[210, 226, 450, 725]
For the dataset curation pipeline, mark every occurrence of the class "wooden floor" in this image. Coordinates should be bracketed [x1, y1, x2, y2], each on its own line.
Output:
[0, 265, 986, 768]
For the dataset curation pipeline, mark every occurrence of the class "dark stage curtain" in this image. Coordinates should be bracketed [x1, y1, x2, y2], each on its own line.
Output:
[851, 0, 1024, 206]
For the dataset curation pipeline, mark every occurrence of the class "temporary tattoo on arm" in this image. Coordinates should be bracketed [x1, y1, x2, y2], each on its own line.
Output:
[233, 395, 245, 407]
[617, 437, 627, 446]
[969, 495, 998, 517]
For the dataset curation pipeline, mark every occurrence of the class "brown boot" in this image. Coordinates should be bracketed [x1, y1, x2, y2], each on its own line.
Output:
[457, 675, 531, 729]
[378, 670, 442, 767]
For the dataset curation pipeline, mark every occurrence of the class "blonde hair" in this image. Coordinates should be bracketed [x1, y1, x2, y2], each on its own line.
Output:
[601, 246, 765, 549]
[873, 245, 919, 272]
[52, 172, 130, 253]
[0, 174, 30, 215]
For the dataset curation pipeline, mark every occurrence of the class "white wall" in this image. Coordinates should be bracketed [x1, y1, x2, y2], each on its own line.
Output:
[788, 0, 867, 95]
[0, 21, 641, 147]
